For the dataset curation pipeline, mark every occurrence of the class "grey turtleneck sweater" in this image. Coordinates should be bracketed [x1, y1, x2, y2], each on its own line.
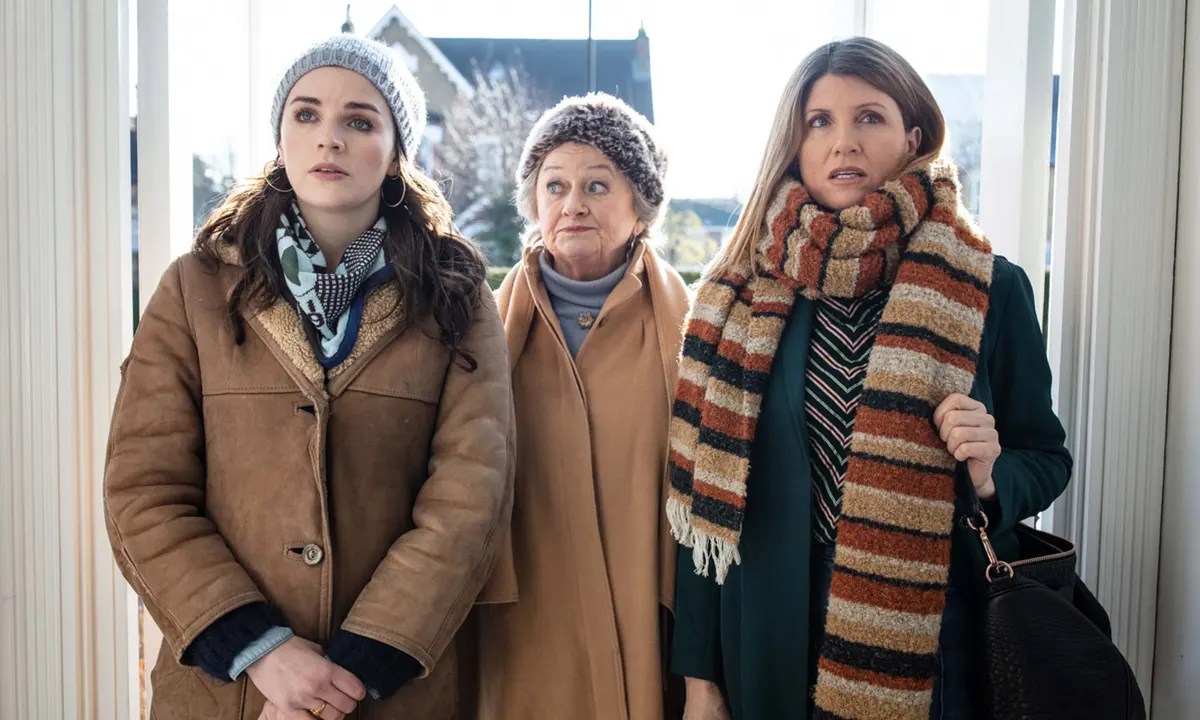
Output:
[538, 251, 628, 357]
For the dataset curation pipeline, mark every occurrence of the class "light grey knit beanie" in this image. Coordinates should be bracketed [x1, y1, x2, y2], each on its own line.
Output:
[518, 93, 668, 212]
[271, 35, 426, 160]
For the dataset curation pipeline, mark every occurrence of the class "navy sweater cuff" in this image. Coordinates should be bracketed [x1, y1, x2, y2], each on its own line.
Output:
[182, 602, 288, 681]
[325, 629, 422, 700]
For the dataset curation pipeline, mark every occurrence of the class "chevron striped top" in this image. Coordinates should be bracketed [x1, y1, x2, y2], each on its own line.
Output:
[805, 289, 889, 544]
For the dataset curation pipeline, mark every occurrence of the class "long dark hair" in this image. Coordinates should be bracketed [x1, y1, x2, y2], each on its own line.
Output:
[193, 155, 486, 370]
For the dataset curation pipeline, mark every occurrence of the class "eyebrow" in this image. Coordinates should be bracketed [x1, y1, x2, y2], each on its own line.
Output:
[806, 102, 889, 115]
[289, 97, 382, 114]
[541, 163, 615, 172]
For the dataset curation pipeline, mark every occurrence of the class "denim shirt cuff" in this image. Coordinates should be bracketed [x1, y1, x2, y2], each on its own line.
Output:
[228, 626, 294, 680]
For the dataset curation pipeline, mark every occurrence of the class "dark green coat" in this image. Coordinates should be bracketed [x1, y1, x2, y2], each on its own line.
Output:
[670, 256, 1072, 719]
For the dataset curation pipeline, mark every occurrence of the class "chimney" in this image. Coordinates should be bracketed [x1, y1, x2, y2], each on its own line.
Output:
[633, 23, 650, 81]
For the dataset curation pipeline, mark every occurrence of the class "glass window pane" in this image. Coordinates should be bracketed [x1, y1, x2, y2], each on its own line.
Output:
[869, 0, 990, 215]
[176, 1, 252, 229]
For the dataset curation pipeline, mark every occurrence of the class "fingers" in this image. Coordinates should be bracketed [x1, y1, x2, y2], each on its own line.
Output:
[933, 395, 1000, 467]
[260, 696, 340, 720]
[306, 701, 346, 720]
[290, 667, 359, 719]
[936, 407, 994, 443]
[314, 684, 358, 717]
[255, 642, 360, 720]
[295, 649, 361, 709]
[951, 440, 1001, 464]
[932, 393, 984, 429]
[944, 425, 999, 455]
[312, 661, 365, 715]
[329, 665, 368, 701]
[277, 703, 340, 720]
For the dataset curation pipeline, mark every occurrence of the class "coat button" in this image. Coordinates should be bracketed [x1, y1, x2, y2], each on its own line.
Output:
[302, 544, 324, 566]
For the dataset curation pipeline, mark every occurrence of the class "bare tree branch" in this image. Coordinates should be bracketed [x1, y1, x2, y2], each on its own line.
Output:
[438, 60, 545, 265]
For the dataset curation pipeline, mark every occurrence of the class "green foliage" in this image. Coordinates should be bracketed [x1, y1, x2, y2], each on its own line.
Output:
[660, 207, 709, 267]
[474, 191, 525, 267]
[487, 266, 511, 290]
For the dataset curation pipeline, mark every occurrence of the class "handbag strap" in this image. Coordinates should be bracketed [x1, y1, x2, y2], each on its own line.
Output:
[953, 468, 1015, 584]
[953, 466, 984, 520]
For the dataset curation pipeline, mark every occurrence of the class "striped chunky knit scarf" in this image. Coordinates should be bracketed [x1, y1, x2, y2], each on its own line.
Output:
[667, 158, 993, 719]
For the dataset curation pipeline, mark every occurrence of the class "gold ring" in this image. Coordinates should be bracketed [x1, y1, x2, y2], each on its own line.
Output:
[309, 702, 326, 717]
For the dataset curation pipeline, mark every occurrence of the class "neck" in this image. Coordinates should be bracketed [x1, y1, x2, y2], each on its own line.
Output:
[296, 198, 381, 267]
[539, 250, 627, 298]
[547, 247, 628, 282]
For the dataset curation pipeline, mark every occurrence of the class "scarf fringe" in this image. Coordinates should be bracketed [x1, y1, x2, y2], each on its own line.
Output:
[666, 496, 694, 546]
[691, 532, 741, 584]
[668, 496, 742, 583]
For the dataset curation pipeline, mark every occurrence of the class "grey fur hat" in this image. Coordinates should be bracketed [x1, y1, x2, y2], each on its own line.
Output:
[518, 93, 668, 211]
[271, 35, 426, 160]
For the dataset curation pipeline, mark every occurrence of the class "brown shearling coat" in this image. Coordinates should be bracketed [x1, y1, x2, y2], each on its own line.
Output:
[104, 243, 515, 719]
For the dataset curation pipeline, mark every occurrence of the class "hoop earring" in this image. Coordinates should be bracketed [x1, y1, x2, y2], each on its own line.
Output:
[264, 159, 292, 193]
[382, 179, 407, 208]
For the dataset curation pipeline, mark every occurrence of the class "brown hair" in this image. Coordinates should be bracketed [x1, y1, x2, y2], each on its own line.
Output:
[193, 153, 487, 370]
[708, 36, 947, 278]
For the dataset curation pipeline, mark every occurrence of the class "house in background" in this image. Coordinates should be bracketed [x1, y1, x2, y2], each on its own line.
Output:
[366, 5, 653, 175]
[356, 7, 1063, 274]
[662, 197, 742, 272]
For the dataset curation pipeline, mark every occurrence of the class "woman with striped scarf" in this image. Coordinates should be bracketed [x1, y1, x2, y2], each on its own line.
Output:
[670, 37, 1071, 720]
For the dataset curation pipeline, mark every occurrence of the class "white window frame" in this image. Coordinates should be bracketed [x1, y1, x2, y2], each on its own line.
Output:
[978, 0, 1055, 326]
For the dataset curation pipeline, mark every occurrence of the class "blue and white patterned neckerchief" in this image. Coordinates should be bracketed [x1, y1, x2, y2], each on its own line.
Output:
[276, 202, 388, 365]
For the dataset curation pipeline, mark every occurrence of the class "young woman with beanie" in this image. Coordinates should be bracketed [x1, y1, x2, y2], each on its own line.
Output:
[104, 35, 514, 719]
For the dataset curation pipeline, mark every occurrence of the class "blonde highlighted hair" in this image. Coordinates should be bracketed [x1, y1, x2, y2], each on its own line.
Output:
[708, 36, 948, 278]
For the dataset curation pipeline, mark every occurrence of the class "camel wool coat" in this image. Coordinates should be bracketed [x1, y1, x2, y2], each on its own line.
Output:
[470, 242, 690, 720]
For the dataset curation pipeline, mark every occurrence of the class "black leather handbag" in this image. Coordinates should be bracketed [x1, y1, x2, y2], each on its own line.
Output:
[958, 480, 1146, 720]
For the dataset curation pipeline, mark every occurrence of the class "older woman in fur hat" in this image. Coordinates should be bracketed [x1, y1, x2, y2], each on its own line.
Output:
[469, 93, 690, 720]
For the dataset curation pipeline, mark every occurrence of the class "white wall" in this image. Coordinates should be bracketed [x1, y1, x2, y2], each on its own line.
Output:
[1153, 0, 1200, 714]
